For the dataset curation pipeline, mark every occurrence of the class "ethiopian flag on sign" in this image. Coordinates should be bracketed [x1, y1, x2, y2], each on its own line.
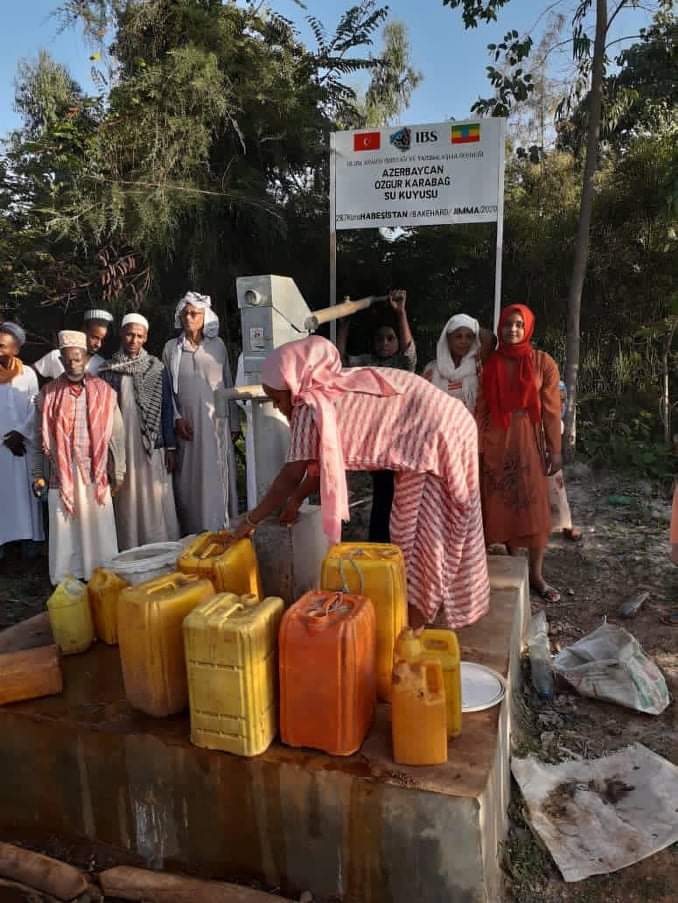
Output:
[451, 124, 480, 144]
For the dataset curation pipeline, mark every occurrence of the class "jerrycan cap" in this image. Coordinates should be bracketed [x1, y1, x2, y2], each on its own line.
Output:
[240, 594, 259, 608]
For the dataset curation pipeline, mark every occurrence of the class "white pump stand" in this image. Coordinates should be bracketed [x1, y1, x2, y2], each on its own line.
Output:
[229, 275, 331, 602]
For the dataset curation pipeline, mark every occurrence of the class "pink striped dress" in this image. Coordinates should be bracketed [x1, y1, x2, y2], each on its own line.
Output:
[287, 369, 490, 628]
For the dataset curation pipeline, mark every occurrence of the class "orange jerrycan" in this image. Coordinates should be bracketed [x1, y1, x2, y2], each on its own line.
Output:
[279, 591, 376, 756]
[177, 531, 261, 597]
[422, 628, 462, 739]
[118, 572, 214, 717]
[87, 567, 129, 645]
[184, 593, 284, 756]
[47, 576, 94, 655]
[320, 543, 407, 702]
[392, 628, 447, 766]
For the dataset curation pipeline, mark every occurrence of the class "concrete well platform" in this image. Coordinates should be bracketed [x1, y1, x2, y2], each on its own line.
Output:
[0, 556, 528, 903]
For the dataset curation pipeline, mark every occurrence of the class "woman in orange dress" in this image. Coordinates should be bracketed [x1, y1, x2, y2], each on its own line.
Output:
[476, 304, 563, 602]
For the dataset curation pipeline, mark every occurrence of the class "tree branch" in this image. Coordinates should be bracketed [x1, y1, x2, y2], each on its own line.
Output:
[605, 33, 643, 49]
[605, 0, 629, 35]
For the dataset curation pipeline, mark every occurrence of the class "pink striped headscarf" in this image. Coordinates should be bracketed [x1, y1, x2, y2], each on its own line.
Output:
[261, 336, 403, 542]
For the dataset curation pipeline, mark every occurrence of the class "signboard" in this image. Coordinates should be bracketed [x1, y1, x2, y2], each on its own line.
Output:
[333, 119, 505, 231]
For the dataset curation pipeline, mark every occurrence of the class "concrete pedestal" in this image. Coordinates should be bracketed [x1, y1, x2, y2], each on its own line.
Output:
[253, 505, 329, 604]
[0, 557, 529, 902]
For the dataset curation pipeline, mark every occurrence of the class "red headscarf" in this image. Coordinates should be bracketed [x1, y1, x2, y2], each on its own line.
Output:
[482, 304, 540, 430]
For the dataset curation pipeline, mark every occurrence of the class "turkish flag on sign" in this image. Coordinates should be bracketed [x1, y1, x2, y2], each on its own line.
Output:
[353, 131, 381, 152]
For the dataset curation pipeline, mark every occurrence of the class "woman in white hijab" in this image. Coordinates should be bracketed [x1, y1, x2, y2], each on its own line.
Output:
[162, 292, 239, 533]
[423, 313, 481, 413]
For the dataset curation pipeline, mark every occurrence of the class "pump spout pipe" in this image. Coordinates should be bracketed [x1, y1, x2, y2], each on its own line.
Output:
[215, 385, 268, 416]
[304, 294, 388, 333]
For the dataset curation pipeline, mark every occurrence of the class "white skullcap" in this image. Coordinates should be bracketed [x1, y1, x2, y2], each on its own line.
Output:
[84, 309, 114, 323]
[121, 313, 149, 330]
[58, 330, 88, 350]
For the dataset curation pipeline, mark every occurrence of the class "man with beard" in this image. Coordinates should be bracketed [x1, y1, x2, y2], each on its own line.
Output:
[100, 314, 179, 550]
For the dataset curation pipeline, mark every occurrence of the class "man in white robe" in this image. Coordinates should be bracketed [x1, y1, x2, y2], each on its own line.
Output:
[33, 331, 125, 585]
[100, 314, 180, 550]
[34, 309, 114, 380]
[0, 322, 44, 560]
[162, 292, 239, 534]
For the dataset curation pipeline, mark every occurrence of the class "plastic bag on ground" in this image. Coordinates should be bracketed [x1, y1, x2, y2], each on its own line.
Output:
[552, 621, 669, 715]
[512, 744, 678, 881]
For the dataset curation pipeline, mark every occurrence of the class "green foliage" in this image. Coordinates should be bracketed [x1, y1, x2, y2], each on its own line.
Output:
[441, 0, 512, 29]
[578, 407, 675, 479]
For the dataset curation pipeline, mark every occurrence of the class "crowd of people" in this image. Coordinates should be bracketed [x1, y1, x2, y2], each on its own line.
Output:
[0, 292, 238, 586]
[2, 288, 673, 630]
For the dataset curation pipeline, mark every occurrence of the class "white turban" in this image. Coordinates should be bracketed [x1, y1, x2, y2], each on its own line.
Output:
[121, 313, 149, 331]
[174, 291, 219, 338]
[58, 330, 88, 351]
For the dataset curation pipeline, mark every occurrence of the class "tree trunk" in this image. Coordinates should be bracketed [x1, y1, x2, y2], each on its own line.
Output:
[662, 318, 677, 445]
[562, 0, 609, 461]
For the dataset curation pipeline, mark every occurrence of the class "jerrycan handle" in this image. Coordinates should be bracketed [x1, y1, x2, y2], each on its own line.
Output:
[424, 660, 444, 701]
[338, 554, 365, 596]
[422, 628, 460, 660]
[146, 572, 196, 597]
[304, 592, 354, 632]
[223, 594, 259, 619]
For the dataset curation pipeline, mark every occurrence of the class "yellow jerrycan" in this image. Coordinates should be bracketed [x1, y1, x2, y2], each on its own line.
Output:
[118, 572, 214, 717]
[177, 531, 261, 597]
[184, 593, 284, 756]
[391, 628, 447, 766]
[422, 628, 462, 738]
[320, 542, 407, 702]
[46, 576, 94, 655]
[87, 567, 129, 645]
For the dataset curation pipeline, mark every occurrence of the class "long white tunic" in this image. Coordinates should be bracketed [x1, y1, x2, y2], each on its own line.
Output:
[113, 376, 180, 550]
[37, 389, 123, 585]
[0, 367, 44, 545]
[162, 336, 238, 534]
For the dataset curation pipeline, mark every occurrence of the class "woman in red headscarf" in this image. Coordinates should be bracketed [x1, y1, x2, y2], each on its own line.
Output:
[476, 305, 563, 602]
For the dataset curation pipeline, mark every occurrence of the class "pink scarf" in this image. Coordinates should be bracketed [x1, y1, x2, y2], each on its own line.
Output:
[41, 374, 117, 516]
[261, 336, 403, 543]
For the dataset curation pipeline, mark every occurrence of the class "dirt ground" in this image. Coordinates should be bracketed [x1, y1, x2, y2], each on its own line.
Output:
[0, 465, 675, 902]
[501, 464, 677, 903]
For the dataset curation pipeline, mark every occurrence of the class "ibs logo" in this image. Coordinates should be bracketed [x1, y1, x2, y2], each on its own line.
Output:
[389, 127, 411, 152]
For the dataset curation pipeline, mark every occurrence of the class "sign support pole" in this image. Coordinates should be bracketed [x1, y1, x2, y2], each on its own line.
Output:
[493, 118, 507, 333]
[329, 133, 337, 344]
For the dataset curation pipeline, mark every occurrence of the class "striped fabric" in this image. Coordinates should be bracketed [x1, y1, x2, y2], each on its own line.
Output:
[41, 375, 117, 517]
[287, 370, 490, 628]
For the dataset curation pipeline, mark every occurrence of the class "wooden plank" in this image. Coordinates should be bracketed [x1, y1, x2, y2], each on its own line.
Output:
[99, 866, 294, 903]
[0, 613, 53, 654]
[0, 645, 62, 705]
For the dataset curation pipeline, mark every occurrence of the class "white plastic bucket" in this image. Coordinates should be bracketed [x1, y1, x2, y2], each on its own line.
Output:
[107, 541, 184, 586]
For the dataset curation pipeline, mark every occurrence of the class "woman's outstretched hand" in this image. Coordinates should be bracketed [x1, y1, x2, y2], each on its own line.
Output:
[232, 515, 256, 541]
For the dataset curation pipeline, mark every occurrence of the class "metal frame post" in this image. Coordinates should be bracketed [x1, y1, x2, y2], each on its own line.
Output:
[493, 118, 507, 333]
[329, 132, 337, 344]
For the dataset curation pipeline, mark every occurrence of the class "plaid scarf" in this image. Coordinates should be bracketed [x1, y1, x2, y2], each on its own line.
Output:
[41, 375, 117, 516]
[102, 349, 164, 455]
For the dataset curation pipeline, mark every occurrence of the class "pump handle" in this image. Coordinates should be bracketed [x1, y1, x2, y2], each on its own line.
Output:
[304, 294, 388, 332]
